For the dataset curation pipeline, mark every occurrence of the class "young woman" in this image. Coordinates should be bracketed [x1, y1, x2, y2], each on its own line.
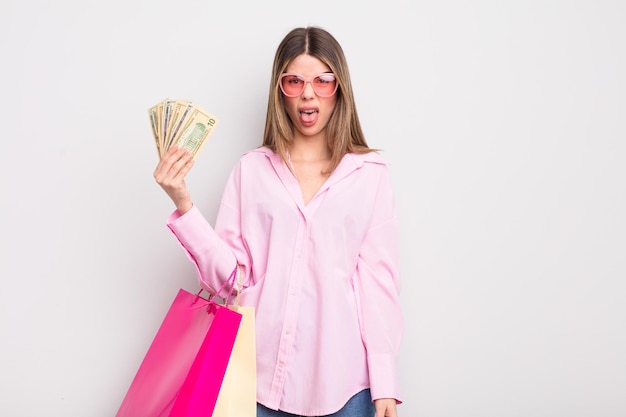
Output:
[154, 26, 403, 417]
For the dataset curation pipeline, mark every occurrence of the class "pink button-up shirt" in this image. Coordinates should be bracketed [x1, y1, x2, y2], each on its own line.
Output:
[167, 147, 403, 415]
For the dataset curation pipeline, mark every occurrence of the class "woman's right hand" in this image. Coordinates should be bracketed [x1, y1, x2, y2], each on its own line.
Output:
[153, 146, 195, 215]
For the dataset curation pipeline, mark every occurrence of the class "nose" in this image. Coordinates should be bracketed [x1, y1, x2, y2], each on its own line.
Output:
[301, 80, 316, 98]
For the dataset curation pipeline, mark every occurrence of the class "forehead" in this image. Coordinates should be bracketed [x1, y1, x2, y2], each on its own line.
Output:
[285, 54, 331, 75]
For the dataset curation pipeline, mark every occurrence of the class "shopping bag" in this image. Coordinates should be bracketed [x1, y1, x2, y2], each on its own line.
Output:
[169, 303, 242, 416]
[117, 268, 241, 417]
[213, 305, 257, 417]
[213, 264, 257, 417]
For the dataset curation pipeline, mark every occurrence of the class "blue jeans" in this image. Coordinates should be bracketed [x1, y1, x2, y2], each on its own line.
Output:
[256, 389, 375, 417]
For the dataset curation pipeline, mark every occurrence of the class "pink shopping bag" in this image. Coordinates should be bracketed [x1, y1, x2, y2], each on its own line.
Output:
[117, 272, 242, 417]
[169, 302, 242, 416]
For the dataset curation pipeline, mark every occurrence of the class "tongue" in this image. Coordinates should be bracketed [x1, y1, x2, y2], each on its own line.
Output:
[300, 111, 318, 125]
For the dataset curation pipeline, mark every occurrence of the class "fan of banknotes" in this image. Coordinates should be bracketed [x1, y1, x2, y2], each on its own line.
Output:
[148, 99, 220, 159]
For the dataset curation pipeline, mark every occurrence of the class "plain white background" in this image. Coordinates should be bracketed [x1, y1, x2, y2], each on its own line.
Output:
[1, 0, 624, 416]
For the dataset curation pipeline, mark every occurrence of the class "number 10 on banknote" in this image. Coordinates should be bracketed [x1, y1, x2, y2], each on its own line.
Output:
[148, 99, 220, 159]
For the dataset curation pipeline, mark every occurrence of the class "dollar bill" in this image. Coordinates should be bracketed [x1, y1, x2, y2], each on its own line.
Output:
[173, 106, 219, 159]
[161, 99, 175, 153]
[148, 105, 161, 157]
[156, 100, 165, 157]
[148, 98, 219, 159]
[167, 101, 192, 145]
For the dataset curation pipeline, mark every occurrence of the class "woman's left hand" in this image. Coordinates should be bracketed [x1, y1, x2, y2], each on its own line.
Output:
[374, 398, 398, 417]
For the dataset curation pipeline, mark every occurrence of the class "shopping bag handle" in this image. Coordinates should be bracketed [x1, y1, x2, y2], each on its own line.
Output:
[234, 264, 243, 307]
[193, 265, 239, 308]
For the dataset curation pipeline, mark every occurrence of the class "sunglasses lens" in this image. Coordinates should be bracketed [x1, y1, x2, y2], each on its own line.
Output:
[312, 74, 337, 96]
[281, 75, 305, 96]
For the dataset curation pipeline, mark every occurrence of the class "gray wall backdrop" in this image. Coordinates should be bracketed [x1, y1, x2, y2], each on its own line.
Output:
[1, 0, 624, 416]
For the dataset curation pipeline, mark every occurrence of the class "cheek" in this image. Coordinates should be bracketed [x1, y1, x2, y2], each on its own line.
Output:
[322, 98, 337, 118]
[284, 98, 300, 123]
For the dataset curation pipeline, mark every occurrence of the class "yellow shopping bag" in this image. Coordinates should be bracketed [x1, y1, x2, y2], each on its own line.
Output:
[213, 265, 257, 417]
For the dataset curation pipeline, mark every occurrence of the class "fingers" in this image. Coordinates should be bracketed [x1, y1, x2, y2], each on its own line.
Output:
[153, 146, 195, 212]
[154, 146, 188, 177]
[170, 149, 195, 183]
[374, 398, 398, 417]
[153, 146, 194, 185]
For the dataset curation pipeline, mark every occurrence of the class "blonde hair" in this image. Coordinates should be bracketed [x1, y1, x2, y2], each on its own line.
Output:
[262, 26, 374, 173]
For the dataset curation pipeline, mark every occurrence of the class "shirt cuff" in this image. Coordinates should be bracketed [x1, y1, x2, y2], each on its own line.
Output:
[368, 352, 402, 404]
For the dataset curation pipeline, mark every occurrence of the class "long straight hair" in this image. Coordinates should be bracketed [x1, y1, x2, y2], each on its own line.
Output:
[262, 26, 374, 174]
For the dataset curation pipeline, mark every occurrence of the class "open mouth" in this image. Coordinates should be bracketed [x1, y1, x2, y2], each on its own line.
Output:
[299, 108, 319, 126]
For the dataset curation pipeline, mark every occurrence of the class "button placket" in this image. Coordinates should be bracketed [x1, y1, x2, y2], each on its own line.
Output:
[268, 215, 307, 404]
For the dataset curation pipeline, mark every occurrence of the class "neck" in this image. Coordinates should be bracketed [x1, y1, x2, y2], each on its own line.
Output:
[290, 135, 330, 162]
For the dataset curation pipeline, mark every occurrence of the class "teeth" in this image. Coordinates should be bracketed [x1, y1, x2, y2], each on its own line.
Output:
[301, 110, 316, 114]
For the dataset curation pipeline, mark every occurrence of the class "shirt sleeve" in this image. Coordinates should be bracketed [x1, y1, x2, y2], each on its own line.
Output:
[166, 161, 249, 297]
[353, 164, 404, 403]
